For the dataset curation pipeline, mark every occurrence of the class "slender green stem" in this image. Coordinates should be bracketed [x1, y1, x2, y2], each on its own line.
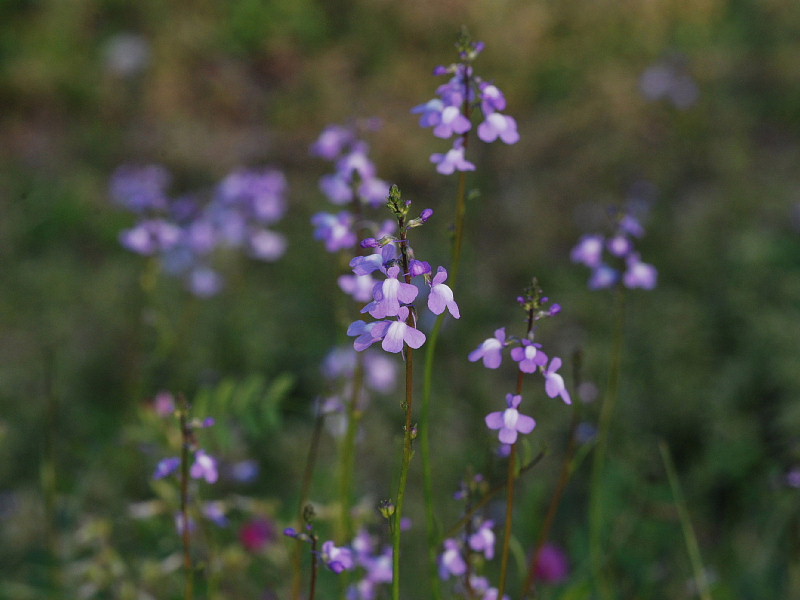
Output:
[522, 350, 583, 597]
[392, 345, 415, 600]
[391, 220, 418, 600]
[292, 404, 325, 600]
[659, 440, 713, 600]
[178, 397, 194, 600]
[339, 356, 364, 541]
[421, 312, 445, 599]
[497, 370, 526, 599]
[309, 533, 319, 600]
[420, 64, 473, 599]
[589, 287, 626, 598]
[442, 451, 545, 540]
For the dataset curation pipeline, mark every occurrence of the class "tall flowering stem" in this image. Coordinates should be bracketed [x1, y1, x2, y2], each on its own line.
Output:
[177, 396, 194, 600]
[414, 29, 521, 596]
[391, 190, 418, 600]
[468, 279, 569, 599]
[589, 288, 625, 599]
[572, 205, 657, 597]
[496, 302, 535, 599]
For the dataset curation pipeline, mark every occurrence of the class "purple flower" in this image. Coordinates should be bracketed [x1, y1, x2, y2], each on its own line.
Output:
[427, 267, 460, 318]
[312, 211, 357, 252]
[350, 252, 385, 276]
[321, 540, 355, 573]
[154, 456, 180, 479]
[202, 501, 229, 527]
[381, 306, 426, 353]
[319, 173, 353, 205]
[510, 339, 548, 373]
[363, 352, 397, 393]
[606, 234, 632, 257]
[310, 125, 354, 160]
[366, 266, 418, 319]
[347, 320, 390, 352]
[120, 219, 183, 255]
[190, 450, 218, 483]
[570, 234, 604, 268]
[411, 98, 445, 128]
[248, 228, 286, 261]
[216, 168, 287, 225]
[439, 539, 467, 579]
[430, 145, 476, 175]
[468, 520, 495, 560]
[623, 254, 658, 289]
[588, 264, 618, 290]
[110, 164, 171, 213]
[409, 259, 431, 277]
[189, 266, 223, 297]
[433, 105, 472, 138]
[477, 112, 519, 144]
[485, 394, 536, 444]
[338, 274, 378, 303]
[480, 83, 507, 114]
[468, 327, 507, 369]
[543, 357, 572, 404]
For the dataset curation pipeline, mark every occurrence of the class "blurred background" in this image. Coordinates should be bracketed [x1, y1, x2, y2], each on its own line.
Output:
[2, 0, 800, 598]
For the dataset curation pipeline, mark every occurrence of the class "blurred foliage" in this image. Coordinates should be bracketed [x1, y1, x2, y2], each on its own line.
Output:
[1, 0, 800, 597]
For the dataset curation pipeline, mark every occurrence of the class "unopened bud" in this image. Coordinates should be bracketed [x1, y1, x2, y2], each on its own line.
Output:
[379, 499, 395, 519]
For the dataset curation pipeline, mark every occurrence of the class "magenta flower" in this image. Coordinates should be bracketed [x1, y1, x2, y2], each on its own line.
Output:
[367, 266, 418, 318]
[510, 339, 548, 373]
[381, 307, 426, 353]
[239, 518, 275, 552]
[468, 327, 507, 369]
[543, 357, 572, 404]
[428, 267, 460, 318]
[485, 394, 536, 444]
[533, 543, 570, 583]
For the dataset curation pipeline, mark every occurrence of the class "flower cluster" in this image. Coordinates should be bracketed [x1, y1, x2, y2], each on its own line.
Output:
[571, 209, 657, 290]
[153, 414, 218, 484]
[469, 283, 570, 447]
[112, 164, 287, 296]
[283, 526, 393, 598]
[439, 476, 508, 600]
[310, 123, 392, 253]
[347, 187, 460, 354]
[412, 34, 519, 175]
